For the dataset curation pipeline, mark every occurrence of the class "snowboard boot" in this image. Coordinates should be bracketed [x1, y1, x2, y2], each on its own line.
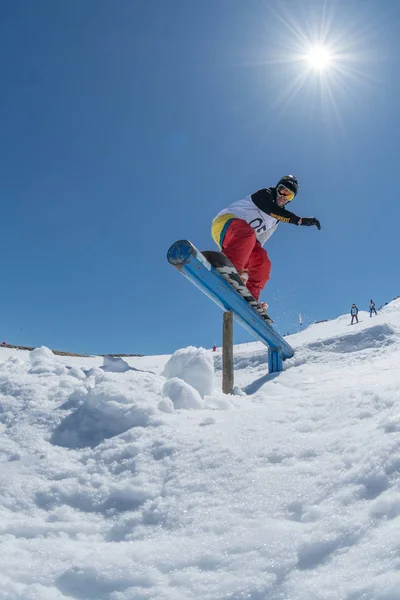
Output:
[258, 301, 269, 314]
[237, 269, 249, 285]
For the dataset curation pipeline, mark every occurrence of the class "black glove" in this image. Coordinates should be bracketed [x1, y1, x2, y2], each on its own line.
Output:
[301, 217, 321, 230]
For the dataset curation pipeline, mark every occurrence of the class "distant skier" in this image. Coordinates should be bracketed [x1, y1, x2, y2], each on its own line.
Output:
[369, 299, 377, 317]
[211, 175, 321, 306]
[350, 304, 359, 324]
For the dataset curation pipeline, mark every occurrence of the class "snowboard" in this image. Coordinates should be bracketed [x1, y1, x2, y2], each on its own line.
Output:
[201, 250, 274, 324]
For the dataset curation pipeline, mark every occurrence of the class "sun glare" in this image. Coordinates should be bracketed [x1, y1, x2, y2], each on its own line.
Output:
[253, 1, 375, 129]
[305, 44, 333, 70]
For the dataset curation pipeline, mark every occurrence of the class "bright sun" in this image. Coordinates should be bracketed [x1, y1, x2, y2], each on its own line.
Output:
[305, 44, 333, 70]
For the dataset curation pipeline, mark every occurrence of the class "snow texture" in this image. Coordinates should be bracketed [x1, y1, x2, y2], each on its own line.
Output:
[0, 301, 400, 599]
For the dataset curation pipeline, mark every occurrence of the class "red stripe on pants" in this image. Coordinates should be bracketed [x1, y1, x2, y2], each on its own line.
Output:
[222, 219, 271, 301]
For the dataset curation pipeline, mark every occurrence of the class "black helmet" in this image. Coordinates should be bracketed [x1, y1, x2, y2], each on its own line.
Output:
[277, 175, 299, 196]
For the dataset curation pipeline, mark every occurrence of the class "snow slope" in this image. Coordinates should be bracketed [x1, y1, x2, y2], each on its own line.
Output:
[1, 301, 400, 599]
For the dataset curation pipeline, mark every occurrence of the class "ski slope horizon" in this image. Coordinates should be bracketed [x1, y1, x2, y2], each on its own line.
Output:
[1, 300, 400, 599]
[1, 296, 396, 358]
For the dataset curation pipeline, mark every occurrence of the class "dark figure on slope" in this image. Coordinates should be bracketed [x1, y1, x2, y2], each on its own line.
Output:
[369, 299, 377, 317]
[350, 304, 359, 325]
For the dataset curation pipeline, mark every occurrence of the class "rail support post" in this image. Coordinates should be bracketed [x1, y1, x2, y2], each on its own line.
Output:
[222, 311, 234, 394]
[268, 346, 283, 373]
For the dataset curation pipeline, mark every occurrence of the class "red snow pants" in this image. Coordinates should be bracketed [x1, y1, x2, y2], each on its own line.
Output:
[222, 219, 271, 301]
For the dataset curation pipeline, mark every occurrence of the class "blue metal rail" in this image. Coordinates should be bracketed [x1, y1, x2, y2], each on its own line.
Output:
[167, 240, 294, 367]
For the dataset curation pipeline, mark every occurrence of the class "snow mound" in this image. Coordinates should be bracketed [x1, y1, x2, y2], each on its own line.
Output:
[162, 346, 214, 397]
[308, 323, 396, 354]
[29, 346, 68, 375]
[162, 377, 204, 410]
[101, 355, 131, 373]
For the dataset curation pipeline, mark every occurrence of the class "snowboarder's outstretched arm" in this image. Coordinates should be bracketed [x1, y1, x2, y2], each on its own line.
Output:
[251, 188, 321, 230]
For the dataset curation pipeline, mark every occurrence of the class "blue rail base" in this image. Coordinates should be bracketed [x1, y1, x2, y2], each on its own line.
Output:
[268, 347, 283, 373]
[167, 240, 294, 373]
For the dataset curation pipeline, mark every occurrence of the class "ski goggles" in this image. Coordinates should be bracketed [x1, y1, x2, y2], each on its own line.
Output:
[276, 184, 295, 202]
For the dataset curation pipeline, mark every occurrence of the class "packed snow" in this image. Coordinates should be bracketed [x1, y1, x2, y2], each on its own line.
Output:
[1, 301, 400, 599]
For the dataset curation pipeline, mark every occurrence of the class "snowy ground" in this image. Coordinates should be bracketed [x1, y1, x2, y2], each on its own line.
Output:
[1, 301, 400, 599]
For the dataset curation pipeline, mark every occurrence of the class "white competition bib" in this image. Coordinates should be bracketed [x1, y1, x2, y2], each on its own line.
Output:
[215, 195, 279, 245]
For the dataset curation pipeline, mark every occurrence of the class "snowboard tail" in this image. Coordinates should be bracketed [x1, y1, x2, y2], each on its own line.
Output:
[201, 250, 274, 324]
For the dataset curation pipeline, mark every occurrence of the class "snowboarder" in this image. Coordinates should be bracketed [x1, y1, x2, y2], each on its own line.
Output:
[369, 299, 377, 317]
[211, 175, 321, 304]
[350, 304, 359, 324]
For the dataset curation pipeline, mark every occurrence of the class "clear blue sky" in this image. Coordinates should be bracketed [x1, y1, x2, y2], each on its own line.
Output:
[1, 0, 398, 355]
